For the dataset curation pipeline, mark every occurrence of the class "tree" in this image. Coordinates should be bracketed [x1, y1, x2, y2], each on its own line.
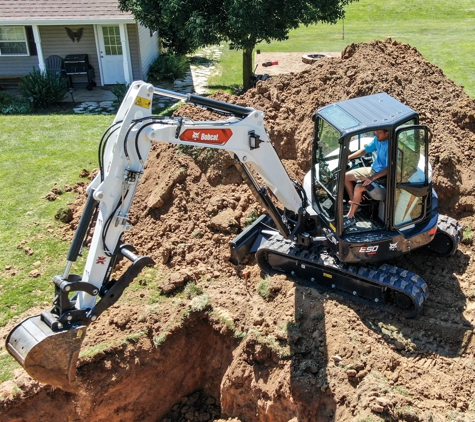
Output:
[119, 0, 355, 90]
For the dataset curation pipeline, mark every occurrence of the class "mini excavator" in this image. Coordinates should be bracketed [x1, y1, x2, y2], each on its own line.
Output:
[6, 82, 461, 389]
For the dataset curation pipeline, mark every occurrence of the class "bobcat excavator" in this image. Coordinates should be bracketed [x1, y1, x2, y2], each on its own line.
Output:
[6, 81, 461, 390]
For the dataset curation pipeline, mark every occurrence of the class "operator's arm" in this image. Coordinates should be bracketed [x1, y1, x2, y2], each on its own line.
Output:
[348, 147, 367, 161]
[371, 167, 388, 181]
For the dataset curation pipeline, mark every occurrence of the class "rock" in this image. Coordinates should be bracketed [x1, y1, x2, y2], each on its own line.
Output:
[356, 369, 369, 379]
[44, 192, 58, 201]
[159, 271, 189, 294]
[371, 404, 385, 413]
[208, 209, 240, 234]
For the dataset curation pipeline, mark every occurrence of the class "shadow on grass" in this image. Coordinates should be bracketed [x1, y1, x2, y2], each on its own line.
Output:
[189, 55, 218, 68]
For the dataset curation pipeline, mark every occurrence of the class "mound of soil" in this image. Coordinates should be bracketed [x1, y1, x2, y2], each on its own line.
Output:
[2, 39, 475, 422]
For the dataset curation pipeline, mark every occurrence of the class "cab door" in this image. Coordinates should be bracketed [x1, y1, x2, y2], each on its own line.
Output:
[392, 126, 431, 228]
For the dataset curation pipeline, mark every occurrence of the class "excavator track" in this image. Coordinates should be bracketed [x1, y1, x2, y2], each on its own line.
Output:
[420, 214, 462, 257]
[255, 234, 429, 318]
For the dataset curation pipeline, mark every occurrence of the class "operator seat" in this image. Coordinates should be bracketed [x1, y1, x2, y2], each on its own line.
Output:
[363, 178, 386, 222]
[365, 179, 386, 202]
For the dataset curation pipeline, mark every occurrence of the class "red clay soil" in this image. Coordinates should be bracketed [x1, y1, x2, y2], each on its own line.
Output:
[2, 39, 475, 421]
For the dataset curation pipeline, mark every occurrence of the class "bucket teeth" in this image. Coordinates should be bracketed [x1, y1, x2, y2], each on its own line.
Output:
[6, 315, 87, 390]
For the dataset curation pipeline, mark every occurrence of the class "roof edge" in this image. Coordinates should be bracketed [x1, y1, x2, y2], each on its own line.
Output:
[0, 18, 136, 26]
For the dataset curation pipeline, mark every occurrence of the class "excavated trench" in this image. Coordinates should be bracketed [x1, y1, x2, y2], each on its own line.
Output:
[4, 315, 236, 421]
[2, 308, 336, 422]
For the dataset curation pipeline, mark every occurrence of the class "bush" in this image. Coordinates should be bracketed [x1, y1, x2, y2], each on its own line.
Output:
[0, 91, 32, 115]
[19, 69, 67, 109]
[111, 82, 129, 103]
[147, 54, 189, 82]
[0, 91, 13, 108]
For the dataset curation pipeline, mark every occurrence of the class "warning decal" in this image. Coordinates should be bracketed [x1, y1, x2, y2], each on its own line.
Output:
[135, 96, 152, 109]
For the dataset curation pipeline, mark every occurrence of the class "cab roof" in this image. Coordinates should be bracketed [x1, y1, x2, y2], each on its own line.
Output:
[315, 93, 419, 135]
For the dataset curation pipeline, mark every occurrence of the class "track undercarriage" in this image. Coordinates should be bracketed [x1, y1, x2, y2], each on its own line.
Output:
[254, 215, 462, 318]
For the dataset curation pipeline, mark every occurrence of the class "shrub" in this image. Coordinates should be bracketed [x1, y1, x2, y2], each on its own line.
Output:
[111, 82, 129, 103]
[19, 69, 67, 109]
[0, 92, 32, 115]
[147, 54, 189, 82]
[0, 91, 13, 108]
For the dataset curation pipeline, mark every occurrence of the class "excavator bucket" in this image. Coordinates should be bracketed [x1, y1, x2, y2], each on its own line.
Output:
[6, 314, 87, 390]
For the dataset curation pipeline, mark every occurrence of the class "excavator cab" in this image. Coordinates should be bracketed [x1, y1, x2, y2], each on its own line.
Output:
[310, 93, 444, 263]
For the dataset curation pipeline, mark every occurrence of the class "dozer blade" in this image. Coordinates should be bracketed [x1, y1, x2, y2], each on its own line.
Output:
[6, 314, 87, 390]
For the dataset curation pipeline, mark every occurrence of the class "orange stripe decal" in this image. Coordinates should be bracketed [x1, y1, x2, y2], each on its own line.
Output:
[179, 129, 233, 145]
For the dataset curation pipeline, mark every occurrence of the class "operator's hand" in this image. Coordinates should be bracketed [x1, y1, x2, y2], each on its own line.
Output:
[362, 177, 373, 187]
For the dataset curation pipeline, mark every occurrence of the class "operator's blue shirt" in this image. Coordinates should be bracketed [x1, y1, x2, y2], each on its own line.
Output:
[364, 136, 388, 173]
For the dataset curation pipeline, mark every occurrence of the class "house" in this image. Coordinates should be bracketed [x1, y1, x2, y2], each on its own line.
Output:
[0, 0, 159, 88]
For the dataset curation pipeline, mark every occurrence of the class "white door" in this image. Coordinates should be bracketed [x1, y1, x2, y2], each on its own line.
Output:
[98, 25, 125, 84]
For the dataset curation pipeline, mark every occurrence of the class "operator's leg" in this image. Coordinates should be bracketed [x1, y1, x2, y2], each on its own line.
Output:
[343, 168, 372, 229]
[345, 167, 371, 202]
[345, 171, 358, 201]
[347, 184, 366, 218]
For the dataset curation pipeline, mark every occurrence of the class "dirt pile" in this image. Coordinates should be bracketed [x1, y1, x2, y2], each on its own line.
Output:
[2, 39, 475, 421]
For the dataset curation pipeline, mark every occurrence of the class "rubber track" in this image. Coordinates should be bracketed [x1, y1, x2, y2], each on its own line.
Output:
[256, 234, 430, 318]
[437, 214, 463, 256]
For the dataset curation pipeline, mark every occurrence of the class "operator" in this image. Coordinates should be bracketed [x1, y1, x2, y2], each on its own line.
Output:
[343, 129, 389, 229]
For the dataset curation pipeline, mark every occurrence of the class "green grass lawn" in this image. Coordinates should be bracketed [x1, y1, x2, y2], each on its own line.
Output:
[209, 0, 475, 98]
[0, 114, 110, 327]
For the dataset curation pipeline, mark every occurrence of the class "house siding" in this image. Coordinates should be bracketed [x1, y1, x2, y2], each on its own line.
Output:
[0, 25, 37, 76]
[0, 21, 151, 86]
[137, 24, 159, 81]
[40, 25, 102, 86]
[127, 23, 142, 81]
[0, 55, 37, 77]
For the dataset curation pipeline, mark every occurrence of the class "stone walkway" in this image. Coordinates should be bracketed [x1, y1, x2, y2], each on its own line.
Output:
[73, 45, 223, 115]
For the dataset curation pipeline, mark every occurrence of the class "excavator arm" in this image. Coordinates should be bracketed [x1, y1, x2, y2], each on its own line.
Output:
[6, 82, 308, 389]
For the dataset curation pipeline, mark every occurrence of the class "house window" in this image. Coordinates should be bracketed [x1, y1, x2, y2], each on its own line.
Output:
[0, 26, 29, 56]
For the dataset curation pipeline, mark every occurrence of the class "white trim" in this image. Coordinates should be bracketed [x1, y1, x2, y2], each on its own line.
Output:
[32, 25, 45, 72]
[93, 25, 104, 86]
[119, 23, 132, 84]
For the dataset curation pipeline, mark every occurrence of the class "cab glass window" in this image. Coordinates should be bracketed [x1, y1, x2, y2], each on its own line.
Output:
[314, 119, 341, 220]
[394, 128, 427, 226]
